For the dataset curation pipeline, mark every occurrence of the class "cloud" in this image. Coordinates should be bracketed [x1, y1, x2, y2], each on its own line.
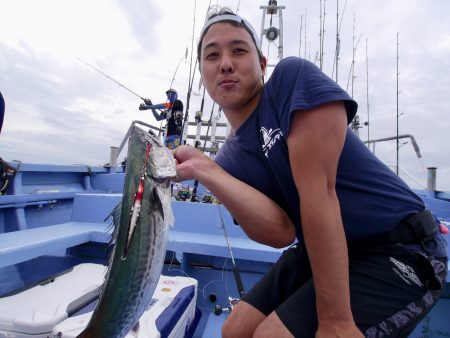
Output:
[0, 0, 449, 191]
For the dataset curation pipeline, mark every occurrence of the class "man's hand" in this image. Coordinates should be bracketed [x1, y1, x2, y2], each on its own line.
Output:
[139, 98, 153, 110]
[172, 145, 213, 182]
[174, 110, 184, 122]
[316, 321, 364, 338]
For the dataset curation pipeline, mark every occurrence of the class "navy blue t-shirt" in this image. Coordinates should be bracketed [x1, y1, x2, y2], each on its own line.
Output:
[216, 57, 425, 242]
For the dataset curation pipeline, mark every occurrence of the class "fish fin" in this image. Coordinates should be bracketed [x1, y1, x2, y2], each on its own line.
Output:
[104, 202, 121, 245]
[129, 321, 140, 337]
[102, 202, 122, 275]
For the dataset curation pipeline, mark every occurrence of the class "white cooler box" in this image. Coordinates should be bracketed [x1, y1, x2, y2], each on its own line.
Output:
[0, 263, 198, 338]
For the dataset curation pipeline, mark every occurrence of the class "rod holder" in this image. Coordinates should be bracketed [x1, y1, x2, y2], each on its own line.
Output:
[109, 146, 119, 168]
[427, 167, 437, 192]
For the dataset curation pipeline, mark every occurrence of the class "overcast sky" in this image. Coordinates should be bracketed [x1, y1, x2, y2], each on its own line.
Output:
[0, 0, 449, 191]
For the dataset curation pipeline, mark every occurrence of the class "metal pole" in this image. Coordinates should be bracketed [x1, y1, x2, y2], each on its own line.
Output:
[335, 0, 339, 82]
[363, 134, 422, 160]
[109, 147, 118, 168]
[278, 7, 284, 60]
[427, 167, 437, 192]
[396, 33, 400, 175]
[366, 38, 370, 144]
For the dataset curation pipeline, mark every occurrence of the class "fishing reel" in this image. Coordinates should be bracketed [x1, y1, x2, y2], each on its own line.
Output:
[213, 297, 240, 316]
[0, 158, 16, 195]
[172, 184, 191, 201]
[202, 194, 214, 204]
[195, 110, 203, 123]
[174, 189, 190, 201]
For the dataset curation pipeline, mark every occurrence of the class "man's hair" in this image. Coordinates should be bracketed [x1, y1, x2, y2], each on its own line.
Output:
[197, 7, 263, 64]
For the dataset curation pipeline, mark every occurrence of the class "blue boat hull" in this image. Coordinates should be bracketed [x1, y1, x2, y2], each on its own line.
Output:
[0, 162, 448, 337]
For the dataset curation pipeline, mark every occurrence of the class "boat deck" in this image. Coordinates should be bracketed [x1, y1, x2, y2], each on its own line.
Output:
[0, 163, 449, 337]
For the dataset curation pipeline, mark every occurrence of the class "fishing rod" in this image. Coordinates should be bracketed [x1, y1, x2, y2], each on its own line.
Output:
[73, 55, 146, 101]
[346, 13, 363, 95]
[156, 51, 189, 139]
[169, 48, 188, 91]
[180, 60, 198, 146]
[331, 0, 348, 82]
[190, 88, 215, 202]
[213, 204, 246, 316]
[180, 0, 214, 145]
[179, 0, 198, 146]
[217, 205, 246, 300]
[236, 0, 242, 13]
[319, 0, 327, 70]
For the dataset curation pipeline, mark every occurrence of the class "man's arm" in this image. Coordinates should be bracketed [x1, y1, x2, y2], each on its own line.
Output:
[287, 101, 363, 337]
[173, 146, 295, 248]
[139, 99, 167, 121]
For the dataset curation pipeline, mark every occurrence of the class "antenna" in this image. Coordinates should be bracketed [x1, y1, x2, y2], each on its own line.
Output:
[259, 1, 286, 68]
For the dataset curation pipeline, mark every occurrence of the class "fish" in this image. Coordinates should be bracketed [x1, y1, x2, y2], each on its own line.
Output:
[75, 126, 176, 338]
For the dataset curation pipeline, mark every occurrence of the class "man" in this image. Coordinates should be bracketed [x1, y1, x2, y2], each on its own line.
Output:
[139, 88, 184, 149]
[173, 8, 447, 338]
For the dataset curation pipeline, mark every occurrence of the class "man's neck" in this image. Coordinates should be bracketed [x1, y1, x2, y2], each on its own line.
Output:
[224, 91, 262, 132]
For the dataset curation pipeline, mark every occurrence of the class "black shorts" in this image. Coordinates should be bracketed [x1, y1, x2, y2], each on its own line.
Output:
[243, 242, 447, 338]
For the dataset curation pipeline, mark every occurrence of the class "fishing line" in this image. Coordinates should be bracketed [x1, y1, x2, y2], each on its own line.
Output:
[167, 250, 192, 278]
[167, 249, 233, 302]
[200, 257, 231, 299]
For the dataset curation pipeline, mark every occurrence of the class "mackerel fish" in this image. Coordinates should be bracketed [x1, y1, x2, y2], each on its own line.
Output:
[76, 126, 176, 338]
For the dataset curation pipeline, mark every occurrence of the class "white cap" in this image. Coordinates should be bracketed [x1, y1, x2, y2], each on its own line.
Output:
[199, 13, 261, 51]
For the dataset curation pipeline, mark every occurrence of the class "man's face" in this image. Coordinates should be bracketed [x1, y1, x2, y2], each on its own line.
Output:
[199, 22, 266, 115]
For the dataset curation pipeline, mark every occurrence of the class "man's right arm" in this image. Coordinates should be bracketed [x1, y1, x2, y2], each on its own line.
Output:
[173, 145, 295, 248]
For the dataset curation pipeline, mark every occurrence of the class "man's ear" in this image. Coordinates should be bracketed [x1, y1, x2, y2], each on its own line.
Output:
[260, 56, 267, 76]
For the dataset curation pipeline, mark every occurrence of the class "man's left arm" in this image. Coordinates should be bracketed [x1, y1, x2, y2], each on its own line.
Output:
[139, 99, 168, 121]
[287, 101, 363, 338]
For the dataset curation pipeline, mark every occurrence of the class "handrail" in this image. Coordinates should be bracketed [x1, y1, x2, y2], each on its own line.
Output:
[364, 134, 422, 159]
[109, 120, 162, 168]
